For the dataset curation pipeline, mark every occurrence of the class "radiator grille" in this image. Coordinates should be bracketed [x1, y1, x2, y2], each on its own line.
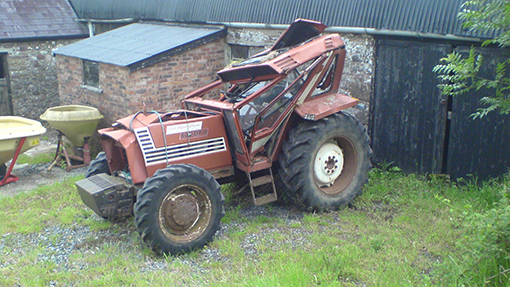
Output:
[135, 127, 227, 165]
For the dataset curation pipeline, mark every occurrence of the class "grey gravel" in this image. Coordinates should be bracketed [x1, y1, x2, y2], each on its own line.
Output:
[0, 201, 320, 275]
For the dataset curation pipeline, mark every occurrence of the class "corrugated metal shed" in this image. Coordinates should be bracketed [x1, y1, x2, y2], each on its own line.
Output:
[0, 0, 87, 41]
[53, 23, 226, 72]
[67, 0, 493, 39]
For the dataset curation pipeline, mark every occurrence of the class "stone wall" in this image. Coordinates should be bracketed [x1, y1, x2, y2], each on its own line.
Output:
[338, 33, 374, 124]
[0, 39, 81, 120]
[57, 38, 226, 125]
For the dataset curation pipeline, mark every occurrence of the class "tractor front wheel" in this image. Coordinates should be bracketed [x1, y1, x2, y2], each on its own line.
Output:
[134, 164, 225, 255]
[85, 151, 110, 178]
[279, 112, 372, 211]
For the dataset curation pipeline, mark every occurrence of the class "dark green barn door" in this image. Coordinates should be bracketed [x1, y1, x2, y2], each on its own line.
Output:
[446, 46, 510, 180]
[370, 39, 451, 174]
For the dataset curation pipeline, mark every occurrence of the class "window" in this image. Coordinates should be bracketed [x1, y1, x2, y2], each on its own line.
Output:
[256, 70, 305, 130]
[0, 53, 6, 79]
[231, 44, 249, 60]
[82, 60, 100, 88]
[229, 44, 264, 61]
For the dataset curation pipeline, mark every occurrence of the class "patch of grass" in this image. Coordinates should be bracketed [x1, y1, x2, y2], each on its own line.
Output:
[0, 175, 89, 233]
[213, 234, 245, 261]
[0, 169, 508, 286]
[289, 222, 302, 228]
[221, 205, 242, 224]
[221, 182, 237, 205]
[16, 151, 55, 165]
[302, 213, 321, 225]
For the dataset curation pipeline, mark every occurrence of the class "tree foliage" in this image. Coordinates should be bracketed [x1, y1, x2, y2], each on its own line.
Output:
[433, 0, 510, 118]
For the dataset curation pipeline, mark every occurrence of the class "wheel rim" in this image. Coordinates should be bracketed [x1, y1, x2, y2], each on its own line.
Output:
[159, 184, 212, 243]
[314, 137, 358, 195]
[314, 141, 344, 187]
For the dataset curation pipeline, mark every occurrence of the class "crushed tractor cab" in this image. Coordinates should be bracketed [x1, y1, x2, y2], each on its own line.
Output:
[75, 19, 372, 255]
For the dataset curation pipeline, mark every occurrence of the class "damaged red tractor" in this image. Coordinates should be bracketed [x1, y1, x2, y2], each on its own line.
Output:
[75, 19, 372, 255]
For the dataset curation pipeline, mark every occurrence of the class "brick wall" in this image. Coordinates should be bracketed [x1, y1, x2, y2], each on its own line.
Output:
[127, 39, 225, 114]
[57, 38, 225, 125]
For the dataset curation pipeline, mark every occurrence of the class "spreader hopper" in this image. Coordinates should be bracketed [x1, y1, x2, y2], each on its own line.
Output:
[40, 105, 103, 171]
[40, 105, 103, 147]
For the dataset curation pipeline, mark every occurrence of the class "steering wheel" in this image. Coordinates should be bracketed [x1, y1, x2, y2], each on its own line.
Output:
[220, 90, 238, 103]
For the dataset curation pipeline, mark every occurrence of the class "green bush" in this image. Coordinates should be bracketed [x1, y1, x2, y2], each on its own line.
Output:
[461, 186, 510, 285]
[436, 175, 510, 286]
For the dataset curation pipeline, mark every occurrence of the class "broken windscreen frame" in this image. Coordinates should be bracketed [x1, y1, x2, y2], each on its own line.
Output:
[269, 19, 327, 51]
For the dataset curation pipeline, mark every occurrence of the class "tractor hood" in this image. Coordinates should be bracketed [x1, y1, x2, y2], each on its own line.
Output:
[217, 19, 330, 82]
[269, 18, 326, 51]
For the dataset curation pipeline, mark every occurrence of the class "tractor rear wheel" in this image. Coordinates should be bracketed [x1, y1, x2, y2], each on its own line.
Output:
[134, 164, 225, 255]
[279, 112, 372, 211]
[85, 151, 110, 178]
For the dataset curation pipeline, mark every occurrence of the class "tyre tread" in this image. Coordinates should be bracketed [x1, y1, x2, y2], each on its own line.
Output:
[279, 112, 372, 211]
[134, 164, 224, 254]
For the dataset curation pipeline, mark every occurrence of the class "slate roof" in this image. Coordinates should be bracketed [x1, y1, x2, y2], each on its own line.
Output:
[53, 23, 226, 72]
[0, 0, 88, 41]
[68, 0, 494, 39]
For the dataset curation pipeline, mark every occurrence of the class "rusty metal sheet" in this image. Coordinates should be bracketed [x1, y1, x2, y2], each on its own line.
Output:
[295, 93, 358, 121]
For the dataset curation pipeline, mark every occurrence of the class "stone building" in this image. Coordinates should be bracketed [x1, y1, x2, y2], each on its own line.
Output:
[0, 0, 87, 118]
[53, 23, 226, 125]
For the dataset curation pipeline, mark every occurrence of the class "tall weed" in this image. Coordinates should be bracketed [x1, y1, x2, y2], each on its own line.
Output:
[435, 174, 510, 286]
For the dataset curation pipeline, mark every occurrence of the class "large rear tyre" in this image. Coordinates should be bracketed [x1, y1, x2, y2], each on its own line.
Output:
[85, 151, 110, 178]
[279, 112, 372, 211]
[134, 164, 225, 255]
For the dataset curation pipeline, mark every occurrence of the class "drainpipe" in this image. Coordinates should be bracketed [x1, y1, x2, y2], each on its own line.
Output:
[212, 21, 484, 43]
[325, 26, 483, 43]
[87, 22, 94, 37]
[75, 18, 484, 43]
[77, 18, 137, 37]
[76, 18, 137, 24]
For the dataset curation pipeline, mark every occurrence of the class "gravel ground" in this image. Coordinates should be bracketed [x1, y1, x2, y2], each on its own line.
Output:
[0, 202, 315, 277]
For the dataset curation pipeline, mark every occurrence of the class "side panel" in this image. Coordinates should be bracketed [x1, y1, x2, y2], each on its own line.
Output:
[295, 93, 358, 120]
[135, 114, 233, 177]
[99, 128, 148, 184]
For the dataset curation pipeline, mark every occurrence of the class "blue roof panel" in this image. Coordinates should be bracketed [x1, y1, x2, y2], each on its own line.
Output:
[53, 23, 226, 69]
